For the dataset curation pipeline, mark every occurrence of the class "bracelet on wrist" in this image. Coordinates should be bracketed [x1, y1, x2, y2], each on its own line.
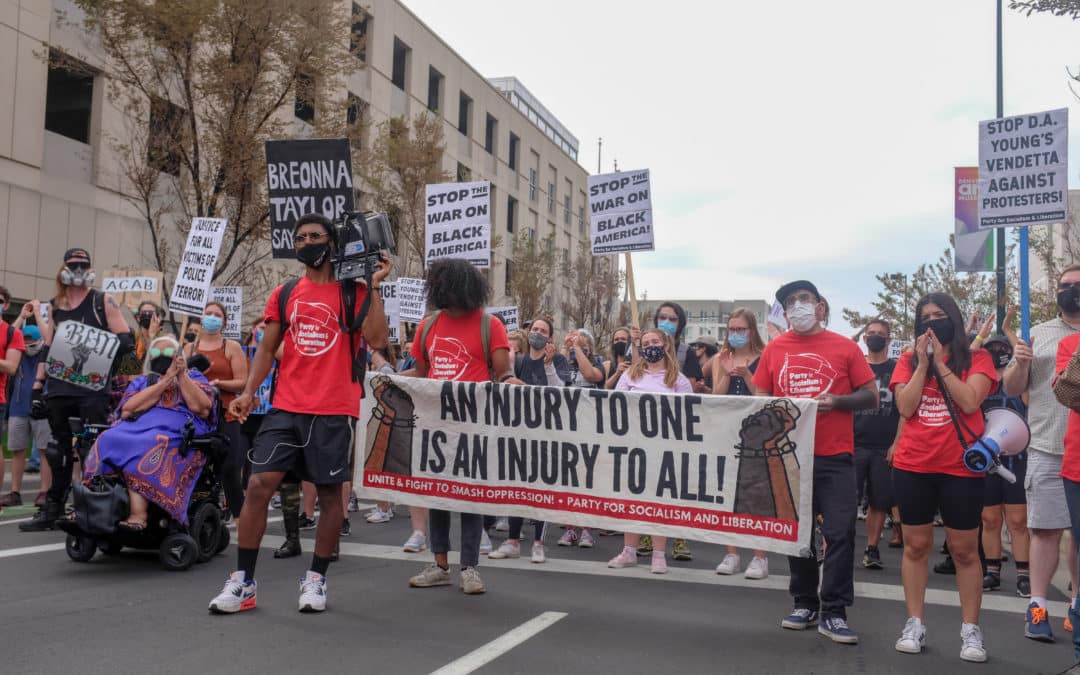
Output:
[974, 335, 985, 344]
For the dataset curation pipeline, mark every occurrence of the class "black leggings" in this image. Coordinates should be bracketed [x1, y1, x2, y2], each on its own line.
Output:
[218, 419, 245, 517]
[508, 517, 545, 542]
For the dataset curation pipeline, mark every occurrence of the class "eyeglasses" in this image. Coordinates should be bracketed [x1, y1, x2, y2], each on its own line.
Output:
[727, 327, 750, 334]
[149, 347, 176, 359]
[783, 292, 816, 309]
[294, 232, 329, 244]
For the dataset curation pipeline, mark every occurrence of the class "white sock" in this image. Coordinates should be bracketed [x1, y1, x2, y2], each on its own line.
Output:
[1031, 596, 1047, 608]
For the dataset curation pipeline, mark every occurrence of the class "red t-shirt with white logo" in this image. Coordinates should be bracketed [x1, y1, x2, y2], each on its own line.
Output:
[752, 329, 875, 456]
[264, 277, 367, 417]
[889, 349, 998, 477]
[413, 310, 510, 383]
[1056, 333, 1080, 482]
[0, 321, 25, 405]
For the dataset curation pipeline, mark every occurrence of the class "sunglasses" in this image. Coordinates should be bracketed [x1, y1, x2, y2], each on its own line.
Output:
[66, 262, 90, 272]
[149, 347, 176, 359]
[294, 232, 329, 244]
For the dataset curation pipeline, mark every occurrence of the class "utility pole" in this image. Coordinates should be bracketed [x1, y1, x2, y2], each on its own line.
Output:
[994, 0, 1006, 333]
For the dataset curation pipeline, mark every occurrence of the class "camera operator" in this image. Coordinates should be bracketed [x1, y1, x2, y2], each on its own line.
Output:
[209, 213, 390, 615]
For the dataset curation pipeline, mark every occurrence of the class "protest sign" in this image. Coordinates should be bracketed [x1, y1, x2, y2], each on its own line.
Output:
[978, 108, 1068, 228]
[45, 321, 120, 391]
[954, 167, 994, 272]
[398, 277, 428, 323]
[210, 286, 243, 340]
[486, 306, 519, 331]
[356, 375, 818, 556]
[381, 282, 400, 344]
[266, 138, 354, 258]
[588, 169, 654, 255]
[887, 340, 911, 360]
[169, 218, 227, 317]
[243, 346, 275, 415]
[101, 271, 163, 313]
[424, 181, 491, 268]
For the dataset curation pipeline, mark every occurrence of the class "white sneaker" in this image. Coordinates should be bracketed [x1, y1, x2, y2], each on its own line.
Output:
[895, 617, 926, 654]
[716, 553, 740, 575]
[480, 530, 492, 555]
[488, 540, 521, 559]
[208, 571, 257, 614]
[365, 506, 394, 524]
[531, 542, 546, 564]
[461, 567, 486, 594]
[409, 563, 451, 588]
[298, 571, 327, 612]
[403, 530, 427, 553]
[744, 556, 769, 580]
[960, 623, 987, 663]
[494, 517, 509, 532]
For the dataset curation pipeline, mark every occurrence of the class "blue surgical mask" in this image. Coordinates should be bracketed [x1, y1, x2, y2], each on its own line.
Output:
[728, 333, 748, 349]
[255, 329, 264, 344]
[657, 320, 677, 337]
[201, 315, 224, 334]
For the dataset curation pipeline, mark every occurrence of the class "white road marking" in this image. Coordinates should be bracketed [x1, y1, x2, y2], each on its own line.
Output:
[0, 543, 65, 558]
[0, 517, 34, 526]
[429, 611, 567, 675]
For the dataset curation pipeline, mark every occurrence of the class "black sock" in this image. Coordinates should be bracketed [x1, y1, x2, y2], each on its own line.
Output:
[866, 545, 879, 552]
[1017, 561, 1030, 574]
[238, 547, 259, 583]
[986, 558, 1001, 574]
[311, 554, 331, 577]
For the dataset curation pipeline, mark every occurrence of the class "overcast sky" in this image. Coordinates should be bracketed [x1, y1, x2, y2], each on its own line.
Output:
[403, 0, 1080, 330]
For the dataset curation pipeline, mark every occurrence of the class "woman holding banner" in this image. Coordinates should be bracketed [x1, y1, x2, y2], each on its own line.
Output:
[607, 328, 693, 575]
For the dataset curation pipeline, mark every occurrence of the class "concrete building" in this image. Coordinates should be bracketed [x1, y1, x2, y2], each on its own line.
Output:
[1029, 190, 1080, 294]
[1, 0, 594, 330]
[637, 298, 771, 345]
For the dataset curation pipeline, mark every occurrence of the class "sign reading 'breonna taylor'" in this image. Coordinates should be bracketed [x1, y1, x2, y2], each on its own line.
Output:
[588, 169, 654, 254]
[356, 374, 818, 556]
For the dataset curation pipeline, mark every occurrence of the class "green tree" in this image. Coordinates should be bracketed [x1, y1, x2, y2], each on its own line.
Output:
[560, 241, 624, 345]
[1010, 1, 1080, 20]
[507, 232, 556, 322]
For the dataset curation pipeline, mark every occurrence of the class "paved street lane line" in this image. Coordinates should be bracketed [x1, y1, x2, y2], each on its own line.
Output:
[0, 543, 65, 558]
[0, 517, 34, 526]
[429, 611, 567, 675]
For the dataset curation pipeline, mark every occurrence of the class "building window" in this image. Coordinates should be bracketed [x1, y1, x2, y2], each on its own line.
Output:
[506, 196, 517, 233]
[563, 194, 571, 225]
[508, 133, 519, 171]
[294, 72, 315, 123]
[578, 205, 585, 232]
[426, 67, 443, 113]
[528, 168, 537, 201]
[391, 38, 410, 91]
[350, 4, 368, 62]
[547, 182, 555, 214]
[504, 260, 514, 296]
[456, 162, 471, 182]
[147, 97, 185, 176]
[45, 52, 95, 143]
[458, 91, 472, 136]
[347, 94, 368, 127]
[484, 114, 497, 154]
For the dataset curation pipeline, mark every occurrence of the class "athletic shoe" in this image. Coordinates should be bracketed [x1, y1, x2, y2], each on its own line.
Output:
[339, 518, 351, 537]
[298, 571, 327, 613]
[1016, 574, 1031, 598]
[365, 506, 394, 524]
[578, 529, 595, 548]
[403, 530, 427, 553]
[745, 556, 769, 580]
[1, 491, 22, 506]
[461, 567, 486, 594]
[25, 464, 39, 473]
[531, 542, 546, 564]
[818, 615, 858, 644]
[480, 530, 492, 555]
[781, 608, 819, 630]
[274, 538, 301, 559]
[269, 495, 281, 510]
[651, 552, 668, 575]
[857, 505, 867, 521]
[208, 571, 257, 614]
[1025, 602, 1054, 642]
[983, 571, 1000, 592]
[557, 529, 578, 547]
[409, 564, 451, 588]
[672, 539, 692, 561]
[607, 547, 637, 568]
[494, 517, 509, 532]
[716, 553, 740, 575]
[637, 535, 653, 555]
[18, 508, 58, 532]
[298, 513, 317, 530]
[347, 494, 360, 512]
[488, 540, 521, 559]
[895, 617, 926, 654]
[960, 623, 988, 662]
[863, 546, 883, 570]
[933, 556, 956, 575]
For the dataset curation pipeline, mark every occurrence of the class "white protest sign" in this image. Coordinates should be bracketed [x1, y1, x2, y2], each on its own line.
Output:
[588, 169, 654, 255]
[45, 321, 121, 391]
[102, 276, 159, 294]
[398, 277, 428, 323]
[486, 306, 519, 331]
[978, 108, 1068, 228]
[357, 375, 818, 556]
[380, 282, 400, 344]
[425, 181, 491, 268]
[101, 271, 164, 313]
[169, 218, 227, 316]
[888, 340, 911, 360]
[210, 286, 243, 341]
[767, 301, 787, 330]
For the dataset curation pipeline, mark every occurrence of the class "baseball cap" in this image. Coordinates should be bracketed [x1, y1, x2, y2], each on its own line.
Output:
[693, 335, 719, 348]
[64, 248, 92, 265]
[22, 325, 41, 341]
[775, 280, 820, 305]
[983, 335, 1011, 350]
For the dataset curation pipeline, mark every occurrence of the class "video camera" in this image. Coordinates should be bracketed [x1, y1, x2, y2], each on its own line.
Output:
[333, 211, 396, 281]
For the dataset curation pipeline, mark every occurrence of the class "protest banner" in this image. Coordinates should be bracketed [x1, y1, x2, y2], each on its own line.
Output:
[486, 306, 519, 331]
[978, 108, 1068, 228]
[169, 218, 227, 317]
[45, 321, 120, 392]
[588, 169, 654, 255]
[398, 277, 428, 323]
[381, 282, 400, 344]
[425, 181, 491, 268]
[209, 286, 243, 340]
[954, 167, 994, 272]
[266, 138, 354, 258]
[356, 374, 818, 556]
[101, 270, 163, 313]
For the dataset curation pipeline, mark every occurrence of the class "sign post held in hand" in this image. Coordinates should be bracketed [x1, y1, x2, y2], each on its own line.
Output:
[169, 218, 227, 317]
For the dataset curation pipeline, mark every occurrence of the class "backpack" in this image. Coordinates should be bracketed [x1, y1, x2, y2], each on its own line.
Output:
[418, 310, 496, 380]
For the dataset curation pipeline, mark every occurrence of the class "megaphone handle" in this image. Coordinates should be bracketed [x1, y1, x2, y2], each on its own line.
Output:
[991, 462, 1017, 485]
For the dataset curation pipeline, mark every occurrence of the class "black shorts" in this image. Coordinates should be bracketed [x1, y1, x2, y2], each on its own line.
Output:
[249, 409, 355, 485]
[854, 446, 895, 510]
[984, 452, 1028, 506]
[893, 468, 984, 530]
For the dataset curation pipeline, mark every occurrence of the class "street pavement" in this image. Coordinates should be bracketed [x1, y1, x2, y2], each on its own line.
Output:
[0, 472, 1076, 675]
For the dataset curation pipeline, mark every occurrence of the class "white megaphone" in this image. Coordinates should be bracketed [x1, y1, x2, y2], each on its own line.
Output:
[962, 408, 1030, 484]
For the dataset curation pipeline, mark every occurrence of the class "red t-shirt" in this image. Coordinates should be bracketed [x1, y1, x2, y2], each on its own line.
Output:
[264, 277, 368, 417]
[752, 329, 875, 456]
[889, 349, 998, 477]
[0, 322, 25, 405]
[1056, 333, 1080, 482]
[413, 310, 510, 383]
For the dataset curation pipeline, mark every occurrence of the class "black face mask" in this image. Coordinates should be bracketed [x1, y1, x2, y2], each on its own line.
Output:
[920, 317, 955, 344]
[138, 312, 154, 329]
[865, 335, 887, 354]
[184, 332, 196, 343]
[989, 349, 1012, 369]
[296, 242, 330, 269]
[612, 341, 628, 358]
[149, 356, 172, 375]
[1058, 286, 1080, 314]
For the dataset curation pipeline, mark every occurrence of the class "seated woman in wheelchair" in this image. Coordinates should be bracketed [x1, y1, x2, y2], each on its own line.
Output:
[82, 336, 216, 530]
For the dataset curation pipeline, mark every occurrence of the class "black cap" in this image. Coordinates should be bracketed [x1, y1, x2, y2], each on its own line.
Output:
[294, 213, 333, 234]
[775, 280, 820, 305]
[983, 334, 1011, 349]
[63, 248, 91, 265]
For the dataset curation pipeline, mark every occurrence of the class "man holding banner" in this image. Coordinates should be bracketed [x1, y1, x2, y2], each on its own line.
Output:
[752, 279, 877, 645]
[209, 213, 391, 615]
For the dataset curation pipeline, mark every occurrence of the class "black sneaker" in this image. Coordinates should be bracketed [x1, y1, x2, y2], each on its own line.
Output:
[933, 556, 956, 575]
[862, 546, 883, 570]
[983, 571, 1001, 591]
[1017, 574, 1032, 598]
[298, 513, 317, 530]
[274, 538, 301, 559]
[18, 508, 59, 532]
[340, 518, 351, 537]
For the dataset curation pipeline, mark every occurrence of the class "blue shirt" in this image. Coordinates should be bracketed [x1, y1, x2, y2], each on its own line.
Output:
[9, 354, 42, 418]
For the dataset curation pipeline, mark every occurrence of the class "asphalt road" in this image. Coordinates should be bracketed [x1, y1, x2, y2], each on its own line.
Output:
[0, 472, 1076, 675]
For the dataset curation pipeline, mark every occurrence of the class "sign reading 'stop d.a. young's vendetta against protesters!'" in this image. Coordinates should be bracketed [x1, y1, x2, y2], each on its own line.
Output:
[265, 138, 354, 258]
[424, 181, 491, 268]
[588, 169, 654, 255]
[169, 218, 227, 317]
[356, 374, 819, 556]
[398, 277, 428, 323]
